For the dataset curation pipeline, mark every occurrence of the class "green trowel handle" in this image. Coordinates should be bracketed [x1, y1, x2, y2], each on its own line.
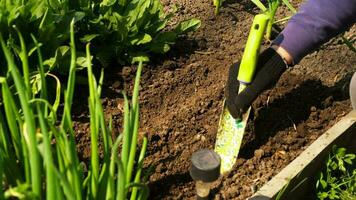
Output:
[237, 14, 269, 84]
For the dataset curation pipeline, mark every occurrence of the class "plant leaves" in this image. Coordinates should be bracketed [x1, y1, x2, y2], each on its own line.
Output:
[281, 0, 297, 13]
[174, 18, 201, 34]
[336, 147, 346, 157]
[80, 34, 100, 43]
[316, 146, 356, 200]
[130, 33, 152, 45]
[320, 179, 327, 189]
[4, 183, 37, 199]
[149, 32, 177, 53]
[150, 43, 170, 53]
[26, 0, 47, 22]
[131, 54, 149, 64]
[31, 74, 42, 95]
[73, 11, 86, 22]
[317, 192, 329, 200]
[100, 0, 117, 7]
[76, 56, 93, 69]
[43, 45, 70, 69]
[250, 0, 267, 12]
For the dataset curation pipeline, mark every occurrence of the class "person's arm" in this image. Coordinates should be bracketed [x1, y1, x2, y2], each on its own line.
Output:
[273, 0, 356, 64]
[226, 0, 356, 119]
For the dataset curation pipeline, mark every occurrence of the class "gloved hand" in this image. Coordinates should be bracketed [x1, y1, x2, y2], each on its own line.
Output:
[225, 47, 288, 119]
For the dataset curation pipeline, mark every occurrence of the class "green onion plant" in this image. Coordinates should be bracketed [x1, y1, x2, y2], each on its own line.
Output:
[214, 0, 296, 40]
[0, 20, 148, 200]
[251, 0, 296, 40]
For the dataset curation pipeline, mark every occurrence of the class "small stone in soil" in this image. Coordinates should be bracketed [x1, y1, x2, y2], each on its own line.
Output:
[306, 121, 322, 129]
[156, 163, 164, 173]
[121, 66, 132, 77]
[235, 158, 245, 166]
[310, 106, 317, 112]
[112, 81, 121, 89]
[200, 135, 206, 142]
[276, 150, 286, 159]
[254, 149, 264, 159]
[284, 135, 294, 145]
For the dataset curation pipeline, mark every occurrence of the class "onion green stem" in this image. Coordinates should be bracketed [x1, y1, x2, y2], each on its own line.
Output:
[0, 33, 41, 197]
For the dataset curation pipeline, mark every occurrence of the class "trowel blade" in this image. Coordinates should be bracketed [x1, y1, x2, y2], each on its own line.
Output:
[214, 86, 251, 174]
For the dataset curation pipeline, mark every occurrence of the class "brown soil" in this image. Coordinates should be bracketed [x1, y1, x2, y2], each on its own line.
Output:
[72, 0, 356, 199]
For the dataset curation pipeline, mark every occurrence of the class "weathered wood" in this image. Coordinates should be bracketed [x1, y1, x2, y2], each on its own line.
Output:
[250, 110, 356, 200]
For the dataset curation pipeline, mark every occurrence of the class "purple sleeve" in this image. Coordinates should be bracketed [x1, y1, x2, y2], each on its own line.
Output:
[273, 0, 356, 64]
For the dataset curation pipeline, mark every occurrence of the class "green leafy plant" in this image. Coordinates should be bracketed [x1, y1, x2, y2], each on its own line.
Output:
[0, 0, 86, 74]
[253, 0, 296, 40]
[0, 20, 148, 199]
[213, 0, 296, 40]
[0, 0, 201, 73]
[316, 146, 356, 200]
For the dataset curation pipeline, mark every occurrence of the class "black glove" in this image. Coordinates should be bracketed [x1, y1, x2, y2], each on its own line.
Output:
[225, 48, 288, 119]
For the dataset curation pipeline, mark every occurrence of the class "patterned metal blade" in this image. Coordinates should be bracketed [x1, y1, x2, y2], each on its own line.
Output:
[215, 85, 251, 174]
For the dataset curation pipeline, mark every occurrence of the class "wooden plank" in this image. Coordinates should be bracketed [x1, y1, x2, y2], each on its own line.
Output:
[250, 110, 356, 200]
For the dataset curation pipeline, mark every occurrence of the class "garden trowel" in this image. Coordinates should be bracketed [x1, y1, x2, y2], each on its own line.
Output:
[215, 14, 269, 174]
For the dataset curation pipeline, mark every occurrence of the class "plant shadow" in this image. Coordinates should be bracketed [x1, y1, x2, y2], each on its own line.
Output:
[223, 0, 259, 15]
[148, 171, 193, 198]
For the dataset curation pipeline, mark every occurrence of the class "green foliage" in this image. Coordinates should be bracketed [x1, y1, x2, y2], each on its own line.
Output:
[341, 34, 356, 53]
[79, 0, 201, 66]
[213, 0, 296, 40]
[0, 21, 148, 199]
[250, 0, 296, 40]
[0, 0, 201, 72]
[316, 146, 356, 200]
[213, 0, 223, 14]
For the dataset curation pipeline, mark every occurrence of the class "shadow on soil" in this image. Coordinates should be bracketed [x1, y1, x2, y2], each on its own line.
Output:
[148, 73, 353, 199]
[148, 171, 192, 198]
[92, 36, 204, 101]
[239, 73, 353, 159]
[149, 36, 205, 67]
[223, 0, 258, 15]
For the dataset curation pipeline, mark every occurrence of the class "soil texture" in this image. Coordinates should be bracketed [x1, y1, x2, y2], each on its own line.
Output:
[72, 0, 356, 199]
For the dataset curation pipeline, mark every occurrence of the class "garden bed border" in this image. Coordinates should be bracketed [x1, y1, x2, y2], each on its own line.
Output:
[249, 110, 356, 200]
